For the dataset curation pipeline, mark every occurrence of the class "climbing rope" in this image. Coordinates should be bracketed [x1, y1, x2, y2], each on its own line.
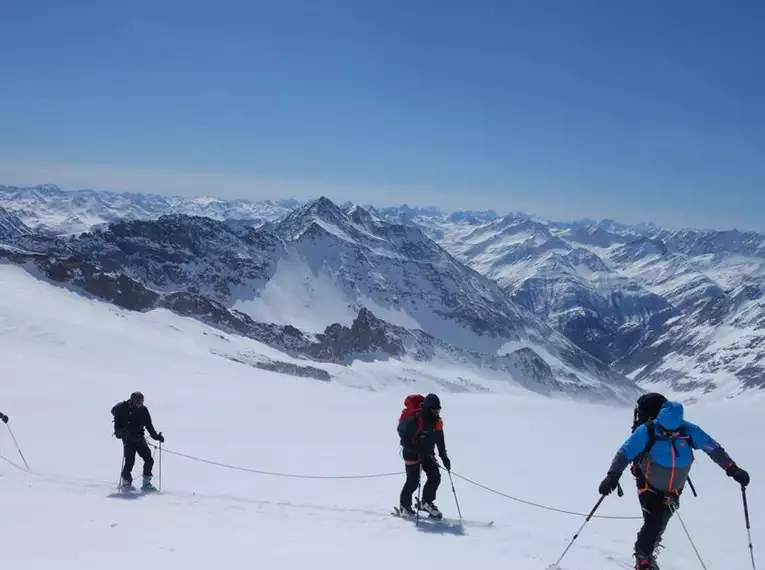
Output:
[147, 443, 641, 520]
[147, 443, 402, 480]
[448, 470, 641, 520]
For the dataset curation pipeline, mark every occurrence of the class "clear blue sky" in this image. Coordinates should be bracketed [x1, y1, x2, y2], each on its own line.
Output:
[1, 0, 763, 230]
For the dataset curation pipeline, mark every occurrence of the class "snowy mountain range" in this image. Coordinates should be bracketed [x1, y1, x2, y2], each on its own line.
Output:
[0, 185, 639, 402]
[383, 208, 765, 398]
[0, 184, 299, 235]
[2, 183, 764, 398]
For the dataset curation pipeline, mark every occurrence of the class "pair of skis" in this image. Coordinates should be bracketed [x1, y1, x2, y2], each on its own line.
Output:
[391, 505, 494, 527]
[118, 484, 160, 495]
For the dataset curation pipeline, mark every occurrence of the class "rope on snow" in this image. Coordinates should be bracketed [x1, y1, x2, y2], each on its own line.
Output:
[148, 443, 641, 520]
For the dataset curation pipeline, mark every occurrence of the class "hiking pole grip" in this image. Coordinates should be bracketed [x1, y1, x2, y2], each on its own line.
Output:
[617, 482, 624, 497]
[742, 486, 757, 570]
[687, 476, 698, 497]
[585, 494, 607, 521]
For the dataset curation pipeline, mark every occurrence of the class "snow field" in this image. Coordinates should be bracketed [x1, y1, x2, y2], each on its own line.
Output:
[0, 264, 762, 569]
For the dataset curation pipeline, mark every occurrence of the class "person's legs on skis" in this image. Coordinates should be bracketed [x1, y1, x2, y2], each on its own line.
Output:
[135, 440, 157, 491]
[418, 455, 442, 519]
[399, 461, 420, 516]
[121, 442, 138, 487]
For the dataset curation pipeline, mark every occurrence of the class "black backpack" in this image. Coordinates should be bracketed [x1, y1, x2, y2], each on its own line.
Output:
[631, 392, 667, 432]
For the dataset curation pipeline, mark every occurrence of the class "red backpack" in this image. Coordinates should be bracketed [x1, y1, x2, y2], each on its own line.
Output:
[399, 394, 425, 423]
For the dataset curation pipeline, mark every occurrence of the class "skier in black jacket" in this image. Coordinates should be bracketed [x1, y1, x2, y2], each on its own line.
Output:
[398, 393, 450, 519]
[111, 391, 165, 491]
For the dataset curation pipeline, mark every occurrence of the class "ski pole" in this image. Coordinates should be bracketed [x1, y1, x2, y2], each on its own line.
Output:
[158, 442, 162, 491]
[118, 453, 125, 490]
[447, 470, 463, 524]
[687, 476, 698, 497]
[549, 494, 607, 569]
[671, 503, 709, 570]
[742, 486, 757, 570]
[415, 462, 423, 528]
[5, 423, 30, 472]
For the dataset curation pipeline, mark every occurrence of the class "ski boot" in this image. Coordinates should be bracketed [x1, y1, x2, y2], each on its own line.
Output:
[634, 552, 656, 570]
[119, 478, 136, 491]
[141, 475, 158, 492]
[418, 501, 443, 520]
[398, 504, 416, 519]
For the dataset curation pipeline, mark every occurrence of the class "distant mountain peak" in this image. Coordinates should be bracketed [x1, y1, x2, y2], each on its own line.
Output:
[0, 206, 33, 238]
[276, 196, 356, 242]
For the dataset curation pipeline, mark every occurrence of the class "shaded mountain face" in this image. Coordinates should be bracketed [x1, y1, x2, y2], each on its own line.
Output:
[0, 195, 639, 402]
[0, 206, 33, 240]
[71, 215, 285, 300]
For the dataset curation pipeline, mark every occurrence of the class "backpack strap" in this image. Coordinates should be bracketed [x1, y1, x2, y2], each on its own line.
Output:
[636, 421, 656, 463]
[640, 421, 694, 462]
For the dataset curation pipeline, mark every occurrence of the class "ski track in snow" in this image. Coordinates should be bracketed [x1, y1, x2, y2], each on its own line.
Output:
[1, 263, 763, 569]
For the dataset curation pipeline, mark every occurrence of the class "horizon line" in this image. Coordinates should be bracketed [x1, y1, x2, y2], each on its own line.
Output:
[3, 179, 752, 236]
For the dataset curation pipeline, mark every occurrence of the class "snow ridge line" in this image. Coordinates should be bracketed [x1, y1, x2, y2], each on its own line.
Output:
[148, 444, 642, 520]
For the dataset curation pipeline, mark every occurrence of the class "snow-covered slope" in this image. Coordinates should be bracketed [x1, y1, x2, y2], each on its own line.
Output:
[0, 263, 575, 396]
[0, 184, 300, 234]
[1, 262, 762, 570]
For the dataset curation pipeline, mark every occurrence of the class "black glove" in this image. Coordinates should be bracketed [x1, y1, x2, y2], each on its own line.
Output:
[598, 473, 619, 495]
[155, 432, 165, 443]
[441, 455, 451, 471]
[1, 414, 8, 424]
[727, 465, 750, 487]
[114, 429, 126, 440]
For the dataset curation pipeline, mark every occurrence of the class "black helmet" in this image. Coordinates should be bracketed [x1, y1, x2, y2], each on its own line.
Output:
[423, 393, 441, 410]
[130, 391, 144, 403]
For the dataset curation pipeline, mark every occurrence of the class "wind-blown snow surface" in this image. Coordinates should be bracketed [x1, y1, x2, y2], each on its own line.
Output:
[1, 264, 762, 570]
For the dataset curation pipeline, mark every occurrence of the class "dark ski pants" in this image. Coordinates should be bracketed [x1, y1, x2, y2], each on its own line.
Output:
[400, 457, 441, 507]
[635, 488, 675, 556]
[122, 439, 154, 482]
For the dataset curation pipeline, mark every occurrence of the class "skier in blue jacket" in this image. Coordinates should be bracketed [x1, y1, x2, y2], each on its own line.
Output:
[598, 400, 750, 570]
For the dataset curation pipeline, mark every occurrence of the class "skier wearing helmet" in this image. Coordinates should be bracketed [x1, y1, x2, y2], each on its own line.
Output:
[111, 391, 165, 491]
[397, 393, 450, 519]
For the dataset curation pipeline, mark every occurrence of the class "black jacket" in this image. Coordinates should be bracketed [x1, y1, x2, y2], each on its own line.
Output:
[398, 412, 447, 462]
[111, 400, 161, 443]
